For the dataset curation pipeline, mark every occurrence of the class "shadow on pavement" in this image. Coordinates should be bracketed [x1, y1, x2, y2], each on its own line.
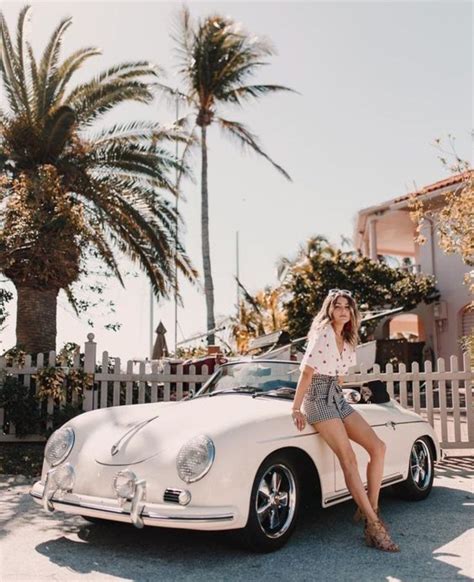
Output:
[434, 456, 474, 479]
[32, 479, 473, 581]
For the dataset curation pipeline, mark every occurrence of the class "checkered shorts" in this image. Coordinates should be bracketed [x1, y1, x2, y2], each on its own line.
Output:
[303, 374, 355, 424]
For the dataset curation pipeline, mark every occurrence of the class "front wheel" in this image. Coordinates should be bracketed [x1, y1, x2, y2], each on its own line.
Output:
[237, 453, 300, 553]
[392, 436, 434, 501]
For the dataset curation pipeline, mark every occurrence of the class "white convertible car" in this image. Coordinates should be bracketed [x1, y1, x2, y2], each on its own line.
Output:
[31, 359, 440, 552]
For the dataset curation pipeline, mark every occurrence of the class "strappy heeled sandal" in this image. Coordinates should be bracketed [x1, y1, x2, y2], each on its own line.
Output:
[364, 518, 400, 552]
[353, 506, 389, 530]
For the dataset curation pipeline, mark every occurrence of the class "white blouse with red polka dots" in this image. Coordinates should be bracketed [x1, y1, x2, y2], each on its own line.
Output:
[299, 322, 356, 376]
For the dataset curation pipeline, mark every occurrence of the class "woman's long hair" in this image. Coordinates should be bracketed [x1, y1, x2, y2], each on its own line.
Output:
[307, 291, 361, 348]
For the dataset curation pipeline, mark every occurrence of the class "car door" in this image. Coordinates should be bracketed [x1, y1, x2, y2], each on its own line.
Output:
[334, 403, 401, 492]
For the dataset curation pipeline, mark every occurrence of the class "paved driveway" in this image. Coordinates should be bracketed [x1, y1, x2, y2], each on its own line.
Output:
[1, 456, 473, 582]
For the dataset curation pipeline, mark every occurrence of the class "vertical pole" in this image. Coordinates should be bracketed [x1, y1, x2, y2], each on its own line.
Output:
[83, 333, 97, 412]
[236, 231, 240, 320]
[150, 287, 154, 358]
[368, 218, 378, 261]
[174, 89, 180, 354]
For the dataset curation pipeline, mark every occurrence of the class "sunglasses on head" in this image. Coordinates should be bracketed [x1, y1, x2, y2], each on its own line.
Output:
[328, 288, 353, 297]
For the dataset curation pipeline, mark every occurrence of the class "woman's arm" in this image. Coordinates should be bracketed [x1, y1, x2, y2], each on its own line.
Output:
[292, 366, 313, 411]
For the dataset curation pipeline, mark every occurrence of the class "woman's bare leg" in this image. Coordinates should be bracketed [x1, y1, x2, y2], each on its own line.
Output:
[312, 417, 378, 522]
[342, 411, 386, 510]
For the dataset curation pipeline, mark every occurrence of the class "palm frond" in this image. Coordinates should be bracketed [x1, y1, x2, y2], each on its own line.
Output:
[79, 220, 124, 287]
[86, 142, 188, 193]
[63, 285, 81, 317]
[0, 12, 23, 114]
[26, 42, 39, 115]
[171, 6, 195, 82]
[48, 46, 101, 109]
[91, 191, 196, 300]
[218, 117, 291, 181]
[43, 105, 76, 160]
[15, 5, 33, 120]
[220, 83, 297, 105]
[65, 61, 159, 104]
[68, 79, 154, 125]
[37, 16, 73, 117]
[89, 119, 191, 148]
[153, 82, 195, 110]
[93, 61, 161, 84]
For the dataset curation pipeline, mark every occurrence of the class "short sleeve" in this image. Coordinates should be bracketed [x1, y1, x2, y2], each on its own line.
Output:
[299, 331, 324, 373]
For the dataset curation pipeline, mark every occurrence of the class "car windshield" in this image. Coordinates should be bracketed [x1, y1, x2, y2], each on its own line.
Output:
[194, 361, 300, 400]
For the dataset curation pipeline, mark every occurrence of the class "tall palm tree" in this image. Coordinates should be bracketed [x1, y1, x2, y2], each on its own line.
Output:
[0, 6, 197, 353]
[170, 7, 294, 345]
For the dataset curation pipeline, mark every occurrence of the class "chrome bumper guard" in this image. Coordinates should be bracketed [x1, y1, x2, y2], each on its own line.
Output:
[129, 479, 146, 528]
[42, 465, 75, 513]
[43, 469, 56, 512]
[31, 481, 235, 527]
[41, 468, 147, 528]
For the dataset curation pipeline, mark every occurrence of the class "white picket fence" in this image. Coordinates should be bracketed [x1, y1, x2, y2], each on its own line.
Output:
[0, 333, 211, 442]
[0, 334, 472, 450]
[344, 352, 473, 450]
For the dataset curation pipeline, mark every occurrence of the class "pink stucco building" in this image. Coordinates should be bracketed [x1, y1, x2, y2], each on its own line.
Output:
[354, 171, 472, 363]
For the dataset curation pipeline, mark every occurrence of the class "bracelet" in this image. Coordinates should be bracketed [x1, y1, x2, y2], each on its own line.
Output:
[292, 408, 301, 413]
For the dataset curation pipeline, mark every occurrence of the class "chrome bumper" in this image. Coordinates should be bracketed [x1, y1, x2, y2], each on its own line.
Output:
[30, 481, 237, 529]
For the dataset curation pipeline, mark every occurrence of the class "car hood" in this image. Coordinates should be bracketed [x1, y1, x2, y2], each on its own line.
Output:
[72, 395, 291, 466]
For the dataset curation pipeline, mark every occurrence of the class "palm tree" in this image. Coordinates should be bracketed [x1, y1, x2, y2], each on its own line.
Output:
[231, 285, 287, 354]
[170, 7, 294, 345]
[0, 6, 198, 353]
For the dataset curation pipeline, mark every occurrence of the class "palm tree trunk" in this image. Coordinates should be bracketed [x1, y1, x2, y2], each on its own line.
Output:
[15, 285, 58, 354]
[201, 124, 216, 345]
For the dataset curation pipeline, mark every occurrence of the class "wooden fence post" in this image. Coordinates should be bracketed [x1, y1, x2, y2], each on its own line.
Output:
[83, 333, 97, 412]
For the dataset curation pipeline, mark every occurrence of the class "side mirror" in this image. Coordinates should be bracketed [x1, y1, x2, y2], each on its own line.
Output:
[182, 388, 195, 400]
[343, 389, 361, 403]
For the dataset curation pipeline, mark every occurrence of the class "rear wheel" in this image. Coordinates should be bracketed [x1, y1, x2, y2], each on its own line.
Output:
[393, 437, 434, 500]
[237, 453, 300, 553]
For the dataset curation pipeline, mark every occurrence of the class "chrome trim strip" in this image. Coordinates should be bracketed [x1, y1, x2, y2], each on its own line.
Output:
[30, 490, 235, 522]
[110, 415, 159, 457]
[324, 473, 404, 504]
[145, 511, 234, 522]
[78, 502, 125, 513]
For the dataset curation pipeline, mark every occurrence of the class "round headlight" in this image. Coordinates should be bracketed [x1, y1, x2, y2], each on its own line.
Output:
[176, 434, 215, 483]
[45, 427, 75, 467]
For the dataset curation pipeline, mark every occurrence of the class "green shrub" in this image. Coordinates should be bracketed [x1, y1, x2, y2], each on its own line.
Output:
[0, 374, 42, 437]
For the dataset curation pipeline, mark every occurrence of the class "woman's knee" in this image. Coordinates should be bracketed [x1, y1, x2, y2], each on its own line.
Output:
[370, 438, 386, 459]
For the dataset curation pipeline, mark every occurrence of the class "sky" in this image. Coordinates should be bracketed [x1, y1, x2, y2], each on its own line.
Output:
[0, 0, 472, 361]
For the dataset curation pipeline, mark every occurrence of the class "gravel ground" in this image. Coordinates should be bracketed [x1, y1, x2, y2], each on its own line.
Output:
[1, 455, 473, 582]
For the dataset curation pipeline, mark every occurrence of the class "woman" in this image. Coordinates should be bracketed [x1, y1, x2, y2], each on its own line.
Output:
[292, 289, 400, 552]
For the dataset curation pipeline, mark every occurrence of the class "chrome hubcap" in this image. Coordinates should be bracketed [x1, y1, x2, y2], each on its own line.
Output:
[410, 440, 432, 490]
[255, 463, 296, 538]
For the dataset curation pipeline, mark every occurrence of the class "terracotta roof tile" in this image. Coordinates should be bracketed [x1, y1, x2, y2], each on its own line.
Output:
[393, 170, 473, 204]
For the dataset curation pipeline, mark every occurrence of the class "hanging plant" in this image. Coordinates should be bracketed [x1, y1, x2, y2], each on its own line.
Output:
[34, 366, 94, 402]
[66, 368, 94, 394]
[35, 367, 67, 401]
[2, 346, 27, 367]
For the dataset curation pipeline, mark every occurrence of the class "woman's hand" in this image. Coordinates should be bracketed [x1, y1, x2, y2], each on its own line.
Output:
[292, 409, 306, 431]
